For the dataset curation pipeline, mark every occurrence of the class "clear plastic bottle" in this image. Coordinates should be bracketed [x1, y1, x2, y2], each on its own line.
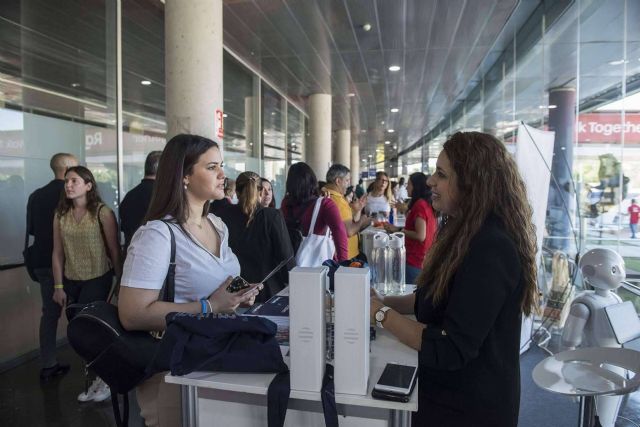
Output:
[387, 233, 406, 295]
[371, 232, 389, 294]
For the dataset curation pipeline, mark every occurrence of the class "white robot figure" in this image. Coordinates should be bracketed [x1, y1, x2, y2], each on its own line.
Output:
[561, 248, 626, 427]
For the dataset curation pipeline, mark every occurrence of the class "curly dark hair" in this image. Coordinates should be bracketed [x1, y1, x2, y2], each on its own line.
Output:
[417, 132, 538, 316]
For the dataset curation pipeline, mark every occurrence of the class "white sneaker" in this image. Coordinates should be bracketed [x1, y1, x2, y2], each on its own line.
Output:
[91, 378, 111, 402]
[77, 377, 101, 402]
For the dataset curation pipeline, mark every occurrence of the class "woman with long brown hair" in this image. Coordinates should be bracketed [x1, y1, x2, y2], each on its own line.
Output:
[370, 132, 537, 426]
[52, 165, 121, 403]
[118, 134, 261, 426]
[217, 172, 294, 302]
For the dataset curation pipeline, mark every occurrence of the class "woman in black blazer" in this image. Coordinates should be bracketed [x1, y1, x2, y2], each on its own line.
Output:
[217, 171, 294, 302]
[370, 132, 538, 427]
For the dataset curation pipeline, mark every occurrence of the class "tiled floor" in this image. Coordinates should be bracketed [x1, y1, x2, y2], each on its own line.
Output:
[1, 343, 639, 426]
[0, 345, 143, 427]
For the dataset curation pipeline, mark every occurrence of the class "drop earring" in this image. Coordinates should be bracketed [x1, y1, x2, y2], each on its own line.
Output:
[184, 183, 188, 190]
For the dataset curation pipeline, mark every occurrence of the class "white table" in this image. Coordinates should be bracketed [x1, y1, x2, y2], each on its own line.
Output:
[166, 327, 418, 427]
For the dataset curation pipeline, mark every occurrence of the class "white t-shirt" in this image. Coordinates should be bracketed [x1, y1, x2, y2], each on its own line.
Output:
[121, 214, 241, 303]
[366, 194, 391, 215]
[395, 184, 409, 202]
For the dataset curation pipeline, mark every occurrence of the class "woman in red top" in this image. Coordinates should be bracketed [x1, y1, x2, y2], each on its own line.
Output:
[385, 172, 436, 284]
[281, 162, 348, 262]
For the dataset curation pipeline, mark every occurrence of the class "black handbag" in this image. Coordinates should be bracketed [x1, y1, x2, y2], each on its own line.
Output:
[67, 221, 176, 427]
[149, 313, 288, 376]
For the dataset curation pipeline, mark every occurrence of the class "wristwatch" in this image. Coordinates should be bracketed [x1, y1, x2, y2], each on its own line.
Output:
[375, 306, 392, 328]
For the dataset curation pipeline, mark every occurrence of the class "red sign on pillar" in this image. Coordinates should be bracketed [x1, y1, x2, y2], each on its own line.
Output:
[215, 109, 224, 139]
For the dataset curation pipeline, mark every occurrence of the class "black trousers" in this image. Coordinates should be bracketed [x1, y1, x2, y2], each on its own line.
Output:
[63, 271, 112, 320]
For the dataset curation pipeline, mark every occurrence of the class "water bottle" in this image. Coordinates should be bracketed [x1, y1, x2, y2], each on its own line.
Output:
[387, 233, 406, 295]
[389, 208, 394, 225]
[371, 232, 389, 294]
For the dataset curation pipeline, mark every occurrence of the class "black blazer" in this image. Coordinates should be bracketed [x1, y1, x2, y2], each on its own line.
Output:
[119, 178, 155, 248]
[413, 215, 524, 427]
[216, 205, 294, 303]
[26, 179, 65, 269]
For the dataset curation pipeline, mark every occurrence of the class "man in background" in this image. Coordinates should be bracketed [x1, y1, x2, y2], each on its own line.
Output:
[325, 164, 370, 259]
[119, 151, 162, 250]
[25, 153, 78, 381]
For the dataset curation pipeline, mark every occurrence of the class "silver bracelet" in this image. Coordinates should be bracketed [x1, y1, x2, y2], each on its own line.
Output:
[205, 299, 214, 314]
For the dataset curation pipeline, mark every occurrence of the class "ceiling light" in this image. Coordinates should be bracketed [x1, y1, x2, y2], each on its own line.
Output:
[381, 121, 385, 125]
[222, 113, 228, 118]
[71, 83, 80, 88]
[548, 105, 557, 109]
[390, 108, 399, 113]
[393, 145, 397, 149]
[538, 105, 558, 109]
[388, 65, 401, 72]
[362, 23, 372, 32]
[387, 129, 395, 133]
[361, 129, 367, 133]
[141, 80, 151, 86]
[368, 154, 373, 158]
[347, 93, 355, 97]
[608, 59, 629, 65]
[384, 140, 390, 145]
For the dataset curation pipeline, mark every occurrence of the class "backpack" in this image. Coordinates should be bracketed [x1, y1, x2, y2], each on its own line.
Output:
[66, 221, 176, 427]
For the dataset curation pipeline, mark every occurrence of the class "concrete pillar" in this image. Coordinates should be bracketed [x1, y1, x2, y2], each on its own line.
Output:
[165, 0, 223, 146]
[546, 87, 576, 252]
[334, 129, 351, 168]
[351, 143, 360, 184]
[306, 93, 332, 179]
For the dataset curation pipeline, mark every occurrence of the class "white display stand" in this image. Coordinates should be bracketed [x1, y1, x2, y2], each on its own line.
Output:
[165, 327, 418, 427]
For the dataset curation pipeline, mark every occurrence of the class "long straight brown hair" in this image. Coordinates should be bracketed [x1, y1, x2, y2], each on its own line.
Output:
[144, 134, 218, 225]
[417, 132, 538, 316]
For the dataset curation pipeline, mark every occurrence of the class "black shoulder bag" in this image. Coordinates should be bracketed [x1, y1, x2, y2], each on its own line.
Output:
[67, 221, 176, 427]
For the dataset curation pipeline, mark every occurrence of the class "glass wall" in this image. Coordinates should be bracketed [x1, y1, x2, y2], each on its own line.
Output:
[121, 0, 166, 194]
[262, 84, 287, 207]
[223, 52, 261, 179]
[0, 1, 307, 267]
[399, 0, 640, 290]
[0, 0, 117, 265]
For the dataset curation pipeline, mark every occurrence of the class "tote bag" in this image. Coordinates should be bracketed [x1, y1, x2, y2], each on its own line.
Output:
[295, 197, 336, 267]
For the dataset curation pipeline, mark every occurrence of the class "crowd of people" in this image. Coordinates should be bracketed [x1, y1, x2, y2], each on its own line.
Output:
[25, 131, 537, 426]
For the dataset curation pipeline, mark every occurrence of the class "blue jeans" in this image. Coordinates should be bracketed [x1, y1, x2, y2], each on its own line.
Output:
[406, 264, 423, 285]
[631, 223, 638, 238]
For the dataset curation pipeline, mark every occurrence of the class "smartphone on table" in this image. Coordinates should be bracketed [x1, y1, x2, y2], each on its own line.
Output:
[371, 363, 418, 402]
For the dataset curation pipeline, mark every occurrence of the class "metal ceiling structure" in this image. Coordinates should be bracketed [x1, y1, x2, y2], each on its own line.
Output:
[223, 0, 519, 159]
[1, 0, 639, 162]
